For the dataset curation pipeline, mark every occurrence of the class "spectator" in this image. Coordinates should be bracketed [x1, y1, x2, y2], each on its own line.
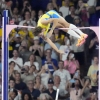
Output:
[19, 40, 29, 52]
[12, 7, 19, 17]
[87, 56, 99, 86]
[31, 10, 36, 22]
[28, 64, 37, 76]
[14, 73, 27, 91]
[0, 0, 6, 9]
[46, 2, 54, 11]
[10, 33, 21, 51]
[65, 5, 76, 24]
[34, 75, 46, 92]
[73, 16, 82, 26]
[39, 93, 53, 100]
[73, 69, 84, 87]
[21, 92, 32, 100]
[21, 65, 36, 83]
[29, 36, 43, 58]
[42, 49, 58, 74]
[53, 29, 65, 45]
[11, 7, 22, 24]
[64, 51, 80, 78]
[82, 77, 91, 100]
[68, 79, 89, 100]
[59, 0, 70, 18]
[24, 54, 39, 71]
[96, 0, 100, 25]
[53, 75, 68, 99]
[59, 35, 72, 61]
[9, 29, 21, 58]
[43, 78, 57, 100]
[9, 78, 15, 92]
[9, 61, 16, 79]
[18, 22, 34, 45]
[5, 1, 13, 18]
[89, 36, 99, 60]
[21, 0, 32, 15]
[87, 89, 98, 100]
[52, 0, 62, 11]
[19, 40, 32, 63]
[75, 0, 85, 15]
[9, 89, 21, 100]
[87, 0, 96, 6]
[19, 10, 36, 31]
[9, 49, 23, 72]
[53, 60, 71, 86]
[37, 66, 52, 88]
[10, 70, 19, 80]
[22, 80, 40, 100]
[38, 10, 44, 19]
[75, 0, 89, 26]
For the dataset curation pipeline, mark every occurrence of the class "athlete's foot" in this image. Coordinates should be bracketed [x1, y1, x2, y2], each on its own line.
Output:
[81, 34, 88, 39]
[76, 38, 85, 46]
[76, 39, 82, 46]
[79, 39, 85, 46]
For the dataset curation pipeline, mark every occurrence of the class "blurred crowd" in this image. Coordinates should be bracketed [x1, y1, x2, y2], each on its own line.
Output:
[0, 0, 100, 100]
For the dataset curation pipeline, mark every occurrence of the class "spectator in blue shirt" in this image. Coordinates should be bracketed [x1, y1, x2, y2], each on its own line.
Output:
[42, 49, 58, 74]
[23, 80, 40, 99]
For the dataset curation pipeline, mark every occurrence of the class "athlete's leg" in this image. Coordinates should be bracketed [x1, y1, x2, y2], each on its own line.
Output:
[56, 17, 86, 46]
[57, 17, 88, 39]
[68, 24, 88, 39]
[48, 11, 84, 39]
[56, 23, 81, 39]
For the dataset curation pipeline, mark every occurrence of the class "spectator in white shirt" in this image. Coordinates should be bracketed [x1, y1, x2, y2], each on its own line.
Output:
[53, 60, 71, 86]
[0, 1, 6, 9]
[87, 0, 97, 6]
[53, 75, 68, 99]
[9, 49, 23, 72]
[59, 35, 72, 61]
[59, 0, 70, 18]
[37, 65, 52, 88]
[24, 54, 39, 71]
[19, 10, 36, 31]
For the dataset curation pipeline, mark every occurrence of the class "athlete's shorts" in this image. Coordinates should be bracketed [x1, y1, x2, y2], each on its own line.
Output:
[46, 10, 60, 19]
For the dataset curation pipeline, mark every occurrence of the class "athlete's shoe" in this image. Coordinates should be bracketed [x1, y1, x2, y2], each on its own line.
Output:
[78, 39, 85, 46]
[76, 38, 85, 46]
[81, 34, 88, 39]
[76, 39, 81, 46]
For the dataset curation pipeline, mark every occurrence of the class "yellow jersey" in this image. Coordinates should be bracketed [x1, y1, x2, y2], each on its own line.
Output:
[37, 10, 60, 36]
[37, 14, 50, 36]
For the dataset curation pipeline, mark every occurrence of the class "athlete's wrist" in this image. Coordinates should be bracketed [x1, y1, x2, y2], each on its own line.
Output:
[51, 28, 54, 30]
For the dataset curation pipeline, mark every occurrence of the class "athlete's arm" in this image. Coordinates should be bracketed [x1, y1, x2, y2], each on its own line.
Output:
[44, 37, 64, 54]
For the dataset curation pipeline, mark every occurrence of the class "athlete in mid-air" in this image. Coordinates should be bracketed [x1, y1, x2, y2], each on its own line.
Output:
[34, 10, 88, 54]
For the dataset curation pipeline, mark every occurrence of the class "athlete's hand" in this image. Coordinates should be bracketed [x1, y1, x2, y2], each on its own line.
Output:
[57, 50, 65, 54]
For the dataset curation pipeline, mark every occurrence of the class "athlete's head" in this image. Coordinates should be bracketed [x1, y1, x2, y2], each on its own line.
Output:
[34, 26, 44, 37]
